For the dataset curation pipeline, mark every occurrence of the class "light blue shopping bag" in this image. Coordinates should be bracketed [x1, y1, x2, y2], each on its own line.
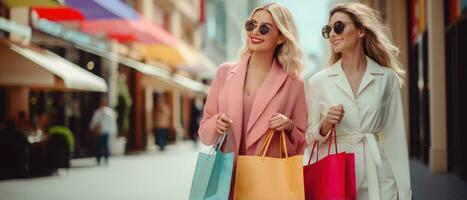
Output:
[189, 134, 234, 200]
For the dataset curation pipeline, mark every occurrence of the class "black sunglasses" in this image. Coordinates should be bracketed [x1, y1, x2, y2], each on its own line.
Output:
[245, 19, 273, 35]
[322, 21, 355, 39]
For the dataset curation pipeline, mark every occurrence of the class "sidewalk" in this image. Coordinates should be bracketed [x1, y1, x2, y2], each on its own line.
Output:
[2, 144, 467, 200]
[0, 141, 203, 200]
[411, 159, 467, 200]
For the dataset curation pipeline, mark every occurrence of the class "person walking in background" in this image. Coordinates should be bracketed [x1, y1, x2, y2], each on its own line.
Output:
[307, 3, 411, 199]
[153, 93, 171, 151]
[89, 97, 117, 165]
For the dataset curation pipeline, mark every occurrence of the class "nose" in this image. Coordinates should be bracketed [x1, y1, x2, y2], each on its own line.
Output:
[329, 27, 338, 39]
[251, 25, 260, 35]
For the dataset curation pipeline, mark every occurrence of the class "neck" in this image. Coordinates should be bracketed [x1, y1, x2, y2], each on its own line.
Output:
[249, 50, 275, 72]
[341, 45, 367, 72]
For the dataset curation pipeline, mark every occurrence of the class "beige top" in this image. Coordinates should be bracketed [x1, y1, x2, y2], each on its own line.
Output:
[154, 104, 170, 128]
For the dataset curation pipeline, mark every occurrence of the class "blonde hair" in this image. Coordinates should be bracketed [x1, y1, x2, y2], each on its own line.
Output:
[329, 3, 405, 83]
[240, 3, 303, 77]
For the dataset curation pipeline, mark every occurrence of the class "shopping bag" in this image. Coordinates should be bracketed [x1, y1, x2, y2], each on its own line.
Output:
[234, 130, 305, 200]
[189, 134, 234, 200]
[303, 126, 356, 200]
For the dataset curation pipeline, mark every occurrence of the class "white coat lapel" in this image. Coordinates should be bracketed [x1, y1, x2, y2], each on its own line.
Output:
[326, 60, 355, 100]
[357, 57, 385, 96]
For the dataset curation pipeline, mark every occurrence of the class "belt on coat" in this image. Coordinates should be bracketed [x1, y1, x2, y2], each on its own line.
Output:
[336, 132, 383, 200]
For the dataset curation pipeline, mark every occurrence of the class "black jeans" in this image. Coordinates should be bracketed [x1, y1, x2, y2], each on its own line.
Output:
[96, 134, 109, 164]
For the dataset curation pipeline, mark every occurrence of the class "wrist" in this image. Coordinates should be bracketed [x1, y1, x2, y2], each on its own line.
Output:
[286, 119, 294, 132]
[319, 121, 331, 136]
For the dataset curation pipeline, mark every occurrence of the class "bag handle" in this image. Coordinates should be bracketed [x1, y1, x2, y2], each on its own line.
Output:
[327, 125, 338, 155]
[307, 125, 338, 164]
[308, 140, 319, 165]
[210, 133, 231, 155]
[258, 129, 288, 158]
[278, 130, 288, 158]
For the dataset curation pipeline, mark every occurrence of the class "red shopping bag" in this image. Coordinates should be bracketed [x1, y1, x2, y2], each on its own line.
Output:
[303, 126, 356, 200]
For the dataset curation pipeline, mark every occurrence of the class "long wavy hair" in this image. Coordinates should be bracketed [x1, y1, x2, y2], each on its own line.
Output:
[239, 3, 303, 77]
[329, 3, 405, 83]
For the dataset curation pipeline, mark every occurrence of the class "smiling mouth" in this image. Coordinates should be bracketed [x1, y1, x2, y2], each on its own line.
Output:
[331, 39, 342, 45]
[250, 37, 264, 44]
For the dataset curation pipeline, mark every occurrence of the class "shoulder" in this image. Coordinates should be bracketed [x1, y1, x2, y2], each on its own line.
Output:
[307, 67, 330, 86]
[379, 67, 400, 88]
[287, 74, 305, 87]
[214, 61, 237, 77]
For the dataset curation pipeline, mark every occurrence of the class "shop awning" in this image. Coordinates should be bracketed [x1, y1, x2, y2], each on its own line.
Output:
[80, 18, 176, 45]
[119, 57, 209, 94]
[32, 7, 85, 21]
[2, 0, 62, 7]
[71, 44, 208, 94]
[0, 40, 108, 92]
[136, 41, 216, 77]
[65, 0, 139, 20]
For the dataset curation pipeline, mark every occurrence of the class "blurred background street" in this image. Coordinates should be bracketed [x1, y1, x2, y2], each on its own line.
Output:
[0, 0, 466, 199]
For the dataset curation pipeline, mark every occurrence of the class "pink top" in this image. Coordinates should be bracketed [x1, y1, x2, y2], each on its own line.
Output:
[239, 93, 256, 155]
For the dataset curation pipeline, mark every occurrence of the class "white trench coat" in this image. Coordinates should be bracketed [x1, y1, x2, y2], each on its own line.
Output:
[306, 57, 412, 200]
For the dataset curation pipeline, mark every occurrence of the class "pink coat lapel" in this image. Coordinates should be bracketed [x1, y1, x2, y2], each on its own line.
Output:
[225, 54, 249, 148]
[245, 58, 288, 148]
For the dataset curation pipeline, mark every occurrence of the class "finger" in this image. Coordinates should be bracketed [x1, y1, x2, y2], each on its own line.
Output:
[269, 121, 282, 129]
[217, 127, 226, 134]
[269, 117, 282, 124]
[274, 125, 285, 131]
[328, 109, 344, 116]
[217, 124, 226, 132]
[329, 115, 342, 121]
[336, 104, 344, 112]
[219, 114, 233, 123]
[218, 120, 228, 128]
[327, 119, 338, 125]
[269, 114, 282, 122]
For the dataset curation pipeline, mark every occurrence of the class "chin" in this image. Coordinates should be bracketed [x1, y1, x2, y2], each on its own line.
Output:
[332, 44, 348, 53]
[248, 45, 269, 52]
[331, 48, 342, 54]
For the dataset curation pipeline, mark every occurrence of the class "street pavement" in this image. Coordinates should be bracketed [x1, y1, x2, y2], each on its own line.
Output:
[0, 142, 205, 200]
[1, 142, 467, 200]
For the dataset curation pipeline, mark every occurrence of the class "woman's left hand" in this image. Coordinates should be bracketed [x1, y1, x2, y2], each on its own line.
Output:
[269, 113, 294, 132]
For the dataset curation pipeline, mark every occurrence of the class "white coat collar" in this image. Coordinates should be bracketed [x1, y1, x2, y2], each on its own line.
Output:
[325, 56, 386, 99]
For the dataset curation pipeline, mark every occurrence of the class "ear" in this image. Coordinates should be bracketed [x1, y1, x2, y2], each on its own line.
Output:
[358, 28, 366, 38]
[277, 35, 286, 45]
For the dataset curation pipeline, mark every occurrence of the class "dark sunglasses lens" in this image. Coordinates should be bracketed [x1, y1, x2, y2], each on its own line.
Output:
[259, 24, 271, 35]
[334, 21, 345, 34]
[322, 25, 331, 39]
[245, 20, 256, 32]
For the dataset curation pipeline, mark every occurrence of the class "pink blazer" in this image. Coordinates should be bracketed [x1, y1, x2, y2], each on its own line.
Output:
[198, 54, 307, 157]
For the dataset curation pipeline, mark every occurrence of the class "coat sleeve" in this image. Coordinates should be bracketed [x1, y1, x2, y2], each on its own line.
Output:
[198, 64, 228, 146]
[306, 75, 331, 145]
[285, 79, 308, 155]
[382, 75, 412, 200]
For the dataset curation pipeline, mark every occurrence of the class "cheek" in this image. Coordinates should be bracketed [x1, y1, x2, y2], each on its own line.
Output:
[342, 31, 360, 47]
[266, 34, 281, 47]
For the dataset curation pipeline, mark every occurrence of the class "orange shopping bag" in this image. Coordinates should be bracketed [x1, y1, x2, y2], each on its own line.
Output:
[233, 129, 305, 200]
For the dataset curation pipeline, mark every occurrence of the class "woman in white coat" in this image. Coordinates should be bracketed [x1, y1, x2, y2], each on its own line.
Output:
[307, 3, 411, 200]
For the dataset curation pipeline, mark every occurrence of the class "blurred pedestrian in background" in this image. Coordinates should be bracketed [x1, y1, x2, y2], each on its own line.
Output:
[89, 97, 118, 165]
[153, 93, 171, 151]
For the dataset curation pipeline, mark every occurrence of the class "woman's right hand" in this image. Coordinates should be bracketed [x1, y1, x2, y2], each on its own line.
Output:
[217, 113, 233, 134]
[319, 105, 344, 136]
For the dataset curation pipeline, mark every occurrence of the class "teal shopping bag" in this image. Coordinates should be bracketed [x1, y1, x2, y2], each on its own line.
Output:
[189, 134, 234, 200]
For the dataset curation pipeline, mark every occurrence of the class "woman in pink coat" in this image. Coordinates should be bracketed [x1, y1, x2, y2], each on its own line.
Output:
[198, 3, 307, 163]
